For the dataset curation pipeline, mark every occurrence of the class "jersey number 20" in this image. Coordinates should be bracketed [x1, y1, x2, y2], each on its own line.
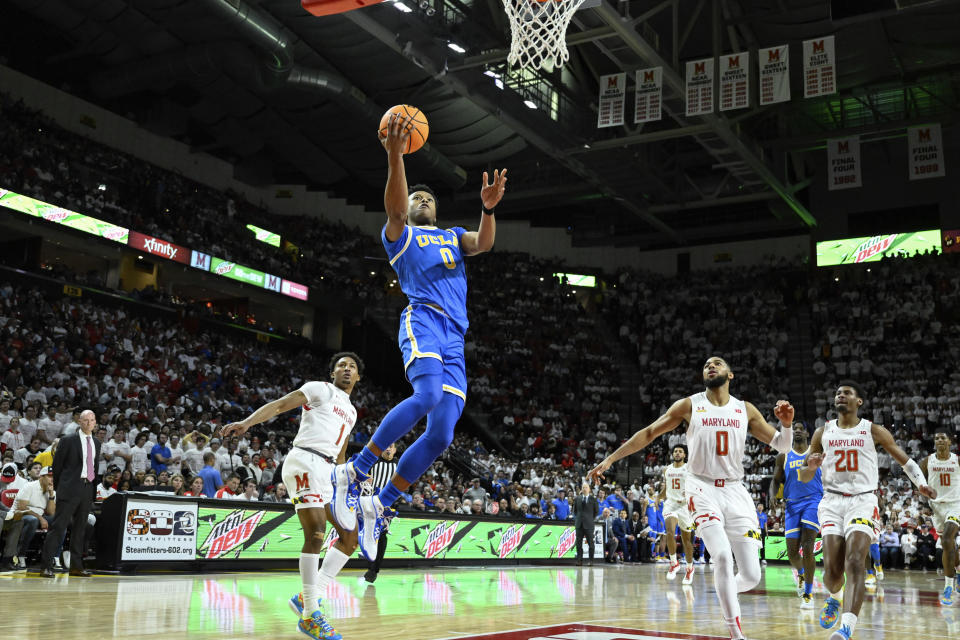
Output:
[835, 449, 859, 472]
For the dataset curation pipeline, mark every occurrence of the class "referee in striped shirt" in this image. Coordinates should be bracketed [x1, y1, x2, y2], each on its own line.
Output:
[364, 443, 398, 584]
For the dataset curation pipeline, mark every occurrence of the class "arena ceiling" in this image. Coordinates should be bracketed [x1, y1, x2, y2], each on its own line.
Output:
[3, 0, 960, 248]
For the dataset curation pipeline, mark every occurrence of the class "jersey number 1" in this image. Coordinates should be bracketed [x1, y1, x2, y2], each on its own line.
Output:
[716, 431, 729, 456]
[335, 423, 346, 446]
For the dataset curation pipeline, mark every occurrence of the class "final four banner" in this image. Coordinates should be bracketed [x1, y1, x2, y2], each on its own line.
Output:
[759, 45, 790, 105]
[634, 67, 662, 123]
[719, 52, 749, 111]
[908, 124, 946, 180]
[597, 73, 627, 128]
[803, 35, 836, 98]
[685, 58, 714, 116]
[827, 136, 862, 191]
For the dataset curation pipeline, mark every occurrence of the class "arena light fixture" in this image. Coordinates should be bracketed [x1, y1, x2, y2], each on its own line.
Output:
[391, 0, 413, 12]
[523, 99, 537, 109]
[447, 42, 466, 54]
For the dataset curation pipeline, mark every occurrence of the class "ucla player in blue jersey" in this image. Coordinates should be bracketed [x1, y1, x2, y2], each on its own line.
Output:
[330, 112, 508, 559]
[644, 483, 666, 560]
[771, 425, 822, 609]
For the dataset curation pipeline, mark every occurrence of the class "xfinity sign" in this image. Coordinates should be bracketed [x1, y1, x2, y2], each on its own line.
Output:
[128, 232, 190, 264]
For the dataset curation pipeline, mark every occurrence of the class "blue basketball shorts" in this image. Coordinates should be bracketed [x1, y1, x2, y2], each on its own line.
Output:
[398, 304, 467, 401]
[785, 497, 821, 539]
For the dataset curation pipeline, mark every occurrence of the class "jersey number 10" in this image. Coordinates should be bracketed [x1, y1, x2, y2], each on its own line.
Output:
[941, 473, 952, 487]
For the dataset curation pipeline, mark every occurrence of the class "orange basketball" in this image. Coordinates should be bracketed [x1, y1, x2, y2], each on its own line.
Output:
[378, 104, 429, 154]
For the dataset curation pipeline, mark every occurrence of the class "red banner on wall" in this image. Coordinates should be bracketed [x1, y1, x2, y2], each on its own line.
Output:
[127, 232, 191, 264]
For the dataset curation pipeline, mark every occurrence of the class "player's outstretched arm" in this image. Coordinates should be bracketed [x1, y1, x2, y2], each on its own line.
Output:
[745, 399, 794, 453]
[461, 169, 507, 256]
[222, 390, 308, 438]
[873, 423, 936, 499]
[383, 113, 414, 243]
[587, 397, 690, 485]
[798, 427, 824, 483]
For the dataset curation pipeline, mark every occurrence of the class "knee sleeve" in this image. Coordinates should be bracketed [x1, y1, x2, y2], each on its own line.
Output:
[699, 523, 739, 621]
[730, 538, 762, 593]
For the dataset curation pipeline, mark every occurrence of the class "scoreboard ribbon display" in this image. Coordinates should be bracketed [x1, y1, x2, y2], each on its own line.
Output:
[195, 506, 578, 561]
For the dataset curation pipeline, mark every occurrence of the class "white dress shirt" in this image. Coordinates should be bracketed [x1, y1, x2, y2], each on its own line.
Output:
[78, 432, 97, 481]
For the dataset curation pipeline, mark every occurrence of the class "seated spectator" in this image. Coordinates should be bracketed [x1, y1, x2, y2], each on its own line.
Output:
[215, 474, 240, 499]
[4, 466, 56, 570]
[96, 472, 118, 501]
[879, 524, 901, 569]
[235, 478, 259, 501]
[917, 524, 937, 570]
[183, 476, 206, 498]
[170, 474, 186, 496]
[902, 526, 918, 568]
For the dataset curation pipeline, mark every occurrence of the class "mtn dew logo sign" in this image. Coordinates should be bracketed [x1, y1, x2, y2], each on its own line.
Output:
[210, 258, 266, 286]
[852, 234, 897, 263]
[555, 527, 577, 558]
[198, 509, 265, 559]
[424, 521, 459, 559]
[498, 524, 526, 558]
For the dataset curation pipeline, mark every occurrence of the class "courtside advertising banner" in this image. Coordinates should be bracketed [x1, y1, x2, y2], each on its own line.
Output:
[122, 500, 198, 560]
[128, 231, 191, 264]
[0, 188, 129, 244]
[815, 229, 942, 266]
[908, 123, 946, 180]
[634, 67, 662, 123]
[597, 73, 626, 128]
[210, 257, 267, 287]
[685, 58, 714, 116]
[827, 136, 861, 191]
[803, 35, 836, 98]
[719, 52, 749, 111]
[759, 45, 790, 105]
[194, 506, 577, 561]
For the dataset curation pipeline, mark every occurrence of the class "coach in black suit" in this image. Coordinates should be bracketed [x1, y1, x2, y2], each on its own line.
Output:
[573, 483, 600, 565]
[41, 409, 100, 577]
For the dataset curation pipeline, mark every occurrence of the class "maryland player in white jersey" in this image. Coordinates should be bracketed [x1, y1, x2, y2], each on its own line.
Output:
[660, 445, 695, 583]
[223, 352, 363, 640]
[801, 381, 935, 640]
[589, 356, 797, 640]
[922, 431, 960, 605]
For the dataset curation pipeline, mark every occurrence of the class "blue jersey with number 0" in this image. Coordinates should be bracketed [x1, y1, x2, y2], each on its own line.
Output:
[784, 448, 822, 501]
[382, 224, 469, 333]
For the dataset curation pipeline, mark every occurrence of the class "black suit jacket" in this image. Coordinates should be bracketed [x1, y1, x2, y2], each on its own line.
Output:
[572, 494, 599, 529]
[52, 432, 101, 501]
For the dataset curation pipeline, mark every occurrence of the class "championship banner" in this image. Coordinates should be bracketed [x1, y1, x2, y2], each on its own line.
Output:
[803, 35, 836, 98]
[685, 58, 714, 116]
[634, 67, 662, 123]
[908, 123, 946, 180]
[122, 500, 197, 560]
[827, 136, 861, 190]
[195, 506, 578, 561]
[719, 52, 749, 111]
[759, 45, 790, 105]
[597, 72, 626, 128]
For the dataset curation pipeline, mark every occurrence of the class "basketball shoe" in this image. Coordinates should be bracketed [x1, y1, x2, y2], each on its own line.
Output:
[667, 562, 681, 580]
[297, 610, 342, 640]
[864, 573, 877, 587]
[875, 565, 884, 581]
[800, 593, 814, 610]
[358, 494, 397, 561]
[795, 573, 805, 598]
[942, 583, 955, 606]
[819, 596, 841, 629]
[330, 454, 369, 531]
[828, 624, 852, 640]
[682, 565, 695, 585]
[289, 593, 322, 617]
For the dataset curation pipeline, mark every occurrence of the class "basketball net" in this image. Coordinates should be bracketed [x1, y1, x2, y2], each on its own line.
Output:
[504, 0, 586, 71]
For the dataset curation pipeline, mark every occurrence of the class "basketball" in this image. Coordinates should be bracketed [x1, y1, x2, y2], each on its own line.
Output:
[378, 104, 429, 154]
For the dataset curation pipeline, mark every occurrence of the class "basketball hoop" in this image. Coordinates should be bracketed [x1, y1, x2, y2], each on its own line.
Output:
[503, 0, 586, 71]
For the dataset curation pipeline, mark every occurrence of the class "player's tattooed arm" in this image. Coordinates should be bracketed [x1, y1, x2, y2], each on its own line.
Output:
[222, 390, 308, 437]
[798, 427, 824, 483]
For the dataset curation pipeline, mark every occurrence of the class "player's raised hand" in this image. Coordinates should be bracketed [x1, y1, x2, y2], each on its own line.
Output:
[806, 452, 824, 469]
[222, 421, 250, 438]
[480, 168, 508, 210]
[774, 400, 794, 426]
[919, 485, 938, 500]
[382, 112, 413, 155]
[587, 458, 611, 485]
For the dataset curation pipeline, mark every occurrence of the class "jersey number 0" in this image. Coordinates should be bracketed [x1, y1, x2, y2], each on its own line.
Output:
[439, 247, 456, 269]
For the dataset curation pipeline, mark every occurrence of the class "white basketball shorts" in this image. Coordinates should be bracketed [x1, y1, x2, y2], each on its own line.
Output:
[931, 500, 960, 534]
[663, 498, 694, 531]
[686, 475, 761, 545]
[281, 447, 334, 511]
[818, 491, 879, 540]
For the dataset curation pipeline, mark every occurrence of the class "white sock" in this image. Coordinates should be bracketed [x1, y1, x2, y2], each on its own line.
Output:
[299, 552, 321, 620]
[948, 576, 954, 590]
[840, 612, 857, 633]
[698, 524, 739, 622]
[830, 590, 843, 603]
[723, 616, 744, 639]
[316, 547, 351, 595]
[669, 553, 678, 565]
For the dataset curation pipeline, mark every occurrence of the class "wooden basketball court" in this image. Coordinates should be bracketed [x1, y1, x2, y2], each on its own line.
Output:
[3, 563, 956, 639]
